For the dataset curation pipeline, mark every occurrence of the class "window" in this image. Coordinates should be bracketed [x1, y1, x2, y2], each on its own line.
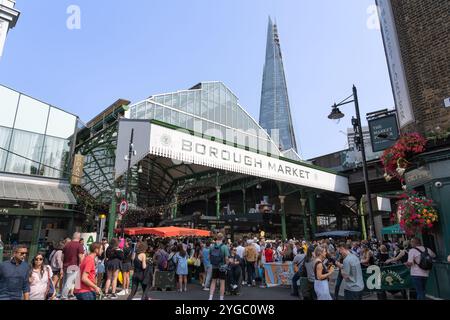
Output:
[145, 103, 155, 119]
[194, 91, 201, 116]
[187, 92, 194, 114]
[46, 107, 77, 139]
[14, 95, 49, 134]
[40, 136, 70, 178]
[0, 126, 12, 170]
[155, 105, 163, 121]
[0, 85, 19, 128]
[179, 92, 187, 112]
[5, 129, 44, 175]
[136, 103, 146, 119]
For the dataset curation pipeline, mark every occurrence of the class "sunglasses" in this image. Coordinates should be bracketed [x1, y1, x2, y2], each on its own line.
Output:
[17, 252, 27, 256]
[35, 257, 43, 261]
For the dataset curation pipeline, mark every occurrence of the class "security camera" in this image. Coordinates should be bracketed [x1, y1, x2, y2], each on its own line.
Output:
[435, 181, 443, 188]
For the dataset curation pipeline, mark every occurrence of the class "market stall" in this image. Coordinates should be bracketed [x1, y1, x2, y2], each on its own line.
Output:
[115, 226, 211, 238]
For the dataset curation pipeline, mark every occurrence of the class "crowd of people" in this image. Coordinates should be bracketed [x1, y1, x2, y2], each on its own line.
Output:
[0, 230, 440, 301]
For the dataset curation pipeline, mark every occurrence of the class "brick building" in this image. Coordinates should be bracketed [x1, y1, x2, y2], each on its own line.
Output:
[378, 0, 450, 299]
[389, 0, 450, 134]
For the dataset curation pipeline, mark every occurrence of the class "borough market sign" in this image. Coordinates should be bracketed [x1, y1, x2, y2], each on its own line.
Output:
[148, 123, 349, 194]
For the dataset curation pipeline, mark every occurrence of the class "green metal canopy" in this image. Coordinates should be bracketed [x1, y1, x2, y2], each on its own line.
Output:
[381, 224, 405, 235]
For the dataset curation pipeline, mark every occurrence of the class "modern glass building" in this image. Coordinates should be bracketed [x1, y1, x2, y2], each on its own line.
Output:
[129, 81, 281, 156]
[0, 84, 78, 261]
[0, 85, 76, 178]
[259, 17, 298, 153]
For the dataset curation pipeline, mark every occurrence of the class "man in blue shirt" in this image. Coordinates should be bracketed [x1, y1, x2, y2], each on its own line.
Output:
[0, 244, 30, 300]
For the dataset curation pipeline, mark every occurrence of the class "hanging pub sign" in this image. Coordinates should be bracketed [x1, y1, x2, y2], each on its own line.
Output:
[368, 112, 399, 152]
[71, 154, 84, 185]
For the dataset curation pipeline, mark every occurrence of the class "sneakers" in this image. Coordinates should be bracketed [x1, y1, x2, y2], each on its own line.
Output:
[116, 290, 127, 296]
[252, 280, 256, 287]
[242, 281, 246, 286]
[203, 287, 210, 291]
[231, 284, 238, 290]
[183, 287, 187, 292]
[110, 293, 118, 299]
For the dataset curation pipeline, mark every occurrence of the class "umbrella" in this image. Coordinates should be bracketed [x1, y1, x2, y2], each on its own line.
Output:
[115, 226, 211, 238]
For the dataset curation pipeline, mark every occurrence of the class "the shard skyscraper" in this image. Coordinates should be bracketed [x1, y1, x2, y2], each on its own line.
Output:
[259, 17, 298, 153]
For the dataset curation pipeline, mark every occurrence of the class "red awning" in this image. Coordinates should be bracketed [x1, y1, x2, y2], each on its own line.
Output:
[115, 226, 211, 238]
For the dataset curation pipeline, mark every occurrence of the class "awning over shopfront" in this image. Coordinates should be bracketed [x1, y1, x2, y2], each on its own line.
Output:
[116, 226, 211, 237]
[0, 173, 77, 205]
[381, 224, 405, 235]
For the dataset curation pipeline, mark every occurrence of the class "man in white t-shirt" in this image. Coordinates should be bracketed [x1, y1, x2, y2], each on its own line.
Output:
[406, 237, 436, 300]
[236, 241, 245, 259]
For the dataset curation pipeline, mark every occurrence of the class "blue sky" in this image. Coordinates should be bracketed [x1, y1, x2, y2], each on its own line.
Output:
[0, 0, 393, 159]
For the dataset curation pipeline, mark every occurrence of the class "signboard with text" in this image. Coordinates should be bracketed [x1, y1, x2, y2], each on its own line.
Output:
[376, 0, 415, 128]
[368, 113, 399, 152]
[148, 123, 349, 194]
[71, 154, 85, 185]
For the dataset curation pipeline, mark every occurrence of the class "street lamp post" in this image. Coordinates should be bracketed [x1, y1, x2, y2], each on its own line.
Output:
[121, 128, 135, 238]
[328, 85, 375, 239]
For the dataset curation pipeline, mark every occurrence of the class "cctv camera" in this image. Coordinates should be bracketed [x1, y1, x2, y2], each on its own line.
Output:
[435, 181, 443, 188]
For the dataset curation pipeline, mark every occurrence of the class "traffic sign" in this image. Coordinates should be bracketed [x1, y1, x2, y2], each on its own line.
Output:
[119, 200, 128, 215]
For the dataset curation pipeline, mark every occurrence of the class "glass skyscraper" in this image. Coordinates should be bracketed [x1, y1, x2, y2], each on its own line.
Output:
[259, 17, 298, 153]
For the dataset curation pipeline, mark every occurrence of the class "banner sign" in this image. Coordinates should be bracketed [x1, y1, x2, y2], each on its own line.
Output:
[80, 233, 97, 248]
[368, 113, 399, 152]
[376, 0, 415, 128]
[71, 154, 84, 185]
[363, 264, 412, 291]
[263, 262, 295, 287]
[149, 123, 349, 194]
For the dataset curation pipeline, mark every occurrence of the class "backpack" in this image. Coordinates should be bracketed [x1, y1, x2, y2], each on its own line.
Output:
[167, 253, 177, 272]
[157, 251, 168, 271]
[415, 247, 433, 271]
[210, 244, 224, 267]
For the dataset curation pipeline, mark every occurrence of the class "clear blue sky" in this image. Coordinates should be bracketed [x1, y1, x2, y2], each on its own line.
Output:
[0, 0, 394, 159]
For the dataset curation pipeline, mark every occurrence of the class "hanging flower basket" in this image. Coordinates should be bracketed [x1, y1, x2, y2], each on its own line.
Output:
[381, 133, 427, 182]
[397, 192, 438, 236]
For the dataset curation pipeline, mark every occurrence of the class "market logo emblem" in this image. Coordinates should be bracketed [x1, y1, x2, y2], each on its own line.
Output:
[161, 134, 172, 147]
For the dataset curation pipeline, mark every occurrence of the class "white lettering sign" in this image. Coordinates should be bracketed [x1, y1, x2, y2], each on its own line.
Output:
[149, 124, 349, 194]
[376, 0, 415, 128]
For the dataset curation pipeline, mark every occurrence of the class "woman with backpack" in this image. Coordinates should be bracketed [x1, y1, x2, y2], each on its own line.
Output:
[174, 244, 189, 292]
[49, 241, 64, 297]
[29, 253, 55, 300]
[104, 238, 124, 299]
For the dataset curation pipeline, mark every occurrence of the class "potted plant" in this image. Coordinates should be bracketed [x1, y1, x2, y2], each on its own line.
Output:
[397, 192, 438, 236]
[381, 133, 427, 183]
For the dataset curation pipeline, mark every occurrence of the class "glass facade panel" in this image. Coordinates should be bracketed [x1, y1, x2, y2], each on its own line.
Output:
[187, 92, 194, 114]
[136, 103, 146, 119]
[213, 84, 220, 123]
[194, 91, 201, 116]
[14, 95, 49, 134]
[145, 103, 154, 119]
[41, 136, 70, 178]
[0, 85, 19, 128]
[5, 129, 44, 175]
[179, 92, 187, 112]
[155, 105, 163, 121]
[163, 107, 171, 123]
[46, 107, 77, 139]
[0, 126, 12, 170]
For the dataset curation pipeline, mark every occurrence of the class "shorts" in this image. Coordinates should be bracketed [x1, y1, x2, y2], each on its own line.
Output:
[212, 268, 227, 280]
[121, 262, 132, 272]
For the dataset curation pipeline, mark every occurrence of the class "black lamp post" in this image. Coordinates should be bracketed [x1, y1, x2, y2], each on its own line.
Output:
[121, 129, 136, 238]
[328, 85, 376, 239]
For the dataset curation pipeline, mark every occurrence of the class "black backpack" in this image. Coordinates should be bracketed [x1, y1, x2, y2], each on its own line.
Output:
[415, 247, 433, 271]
